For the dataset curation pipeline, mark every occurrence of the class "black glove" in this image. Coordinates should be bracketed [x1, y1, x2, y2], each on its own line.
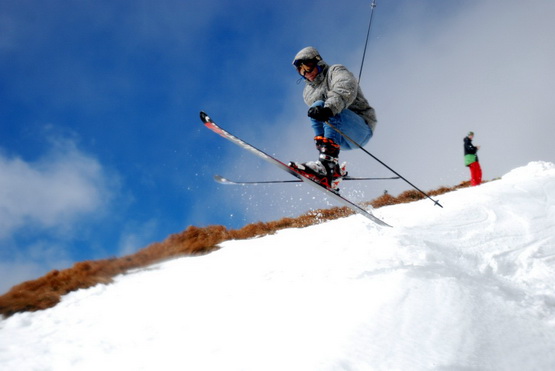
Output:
[307, 106, 333, 122]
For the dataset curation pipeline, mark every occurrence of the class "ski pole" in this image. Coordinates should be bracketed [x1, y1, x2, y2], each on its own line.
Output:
[326, 120, 443, 208]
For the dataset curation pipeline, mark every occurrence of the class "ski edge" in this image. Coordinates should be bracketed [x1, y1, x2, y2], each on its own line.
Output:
[214, 175, 301, 185]
[214, 174, 400, 185]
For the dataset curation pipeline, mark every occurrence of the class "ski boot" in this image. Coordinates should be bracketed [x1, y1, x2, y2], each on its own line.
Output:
[289, 137, 347, 192]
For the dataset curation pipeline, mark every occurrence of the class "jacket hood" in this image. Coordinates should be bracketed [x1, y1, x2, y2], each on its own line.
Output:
[292, 46, 321, 64]
[292, 46, 328, 83]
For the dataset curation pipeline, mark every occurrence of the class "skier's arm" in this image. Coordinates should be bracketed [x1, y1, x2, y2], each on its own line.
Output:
[324, 65, 358, 115]
[464, 139, 478, 154]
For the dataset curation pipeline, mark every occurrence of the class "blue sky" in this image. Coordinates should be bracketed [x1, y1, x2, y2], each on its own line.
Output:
[1, 0, 554, 293]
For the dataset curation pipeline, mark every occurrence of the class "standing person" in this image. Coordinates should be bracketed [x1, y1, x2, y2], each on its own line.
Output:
[289, 46, 377, 191]
[464, 131, 482, 186]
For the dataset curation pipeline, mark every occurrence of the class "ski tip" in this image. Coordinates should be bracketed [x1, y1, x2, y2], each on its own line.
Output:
[199, 111, 211, 123]
[381, 220, 393, 228]
[213, 174, 229, 184]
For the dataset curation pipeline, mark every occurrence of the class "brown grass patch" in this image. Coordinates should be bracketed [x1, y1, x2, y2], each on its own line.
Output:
[0, 180, 478, 318]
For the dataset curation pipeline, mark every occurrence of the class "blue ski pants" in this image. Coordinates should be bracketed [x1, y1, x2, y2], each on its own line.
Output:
[309, 100, 373, 150]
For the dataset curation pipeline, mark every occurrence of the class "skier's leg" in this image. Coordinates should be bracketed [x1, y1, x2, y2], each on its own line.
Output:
[308, 101, 372, 149]
[309, 100, 326, 138]
[469, 162, 482, 186]
[326, 109, 372, 150]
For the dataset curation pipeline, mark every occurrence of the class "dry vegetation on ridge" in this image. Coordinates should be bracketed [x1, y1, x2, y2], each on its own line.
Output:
[0, 181, 475, 318]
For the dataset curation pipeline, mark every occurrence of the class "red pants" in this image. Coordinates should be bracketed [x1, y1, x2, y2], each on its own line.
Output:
[469, 162, 482, 186]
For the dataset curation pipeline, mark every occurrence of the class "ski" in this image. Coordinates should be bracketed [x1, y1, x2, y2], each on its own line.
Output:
[200, 111, 391, 227]
[214, 174, 400, 185]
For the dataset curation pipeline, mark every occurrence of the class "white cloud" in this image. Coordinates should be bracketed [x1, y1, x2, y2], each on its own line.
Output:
[0, 137, 115, 239]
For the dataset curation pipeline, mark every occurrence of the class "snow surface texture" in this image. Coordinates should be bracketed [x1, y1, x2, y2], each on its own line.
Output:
[1, 162, 555, 371]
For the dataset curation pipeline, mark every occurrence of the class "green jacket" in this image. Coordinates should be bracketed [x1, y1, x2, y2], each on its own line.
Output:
[464, 136, 479, 166]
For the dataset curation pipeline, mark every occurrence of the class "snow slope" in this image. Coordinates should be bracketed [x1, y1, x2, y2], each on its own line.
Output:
[1, 162, 555, 371]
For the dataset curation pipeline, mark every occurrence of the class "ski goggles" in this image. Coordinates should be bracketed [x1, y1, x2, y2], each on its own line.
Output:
[293, 58, 318, 73]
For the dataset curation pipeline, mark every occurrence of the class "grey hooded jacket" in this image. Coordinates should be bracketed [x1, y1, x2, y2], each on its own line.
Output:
[293, 47, 377, 132]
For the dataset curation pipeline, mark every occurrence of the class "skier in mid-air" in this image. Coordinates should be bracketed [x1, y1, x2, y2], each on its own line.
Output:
[289, 46, 377, 191]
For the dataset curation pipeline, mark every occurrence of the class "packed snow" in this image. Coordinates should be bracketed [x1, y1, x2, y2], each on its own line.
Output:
[1, 161, 555, 370]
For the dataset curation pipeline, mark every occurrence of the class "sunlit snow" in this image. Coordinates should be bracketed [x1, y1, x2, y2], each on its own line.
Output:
[1, 162, 555, 370]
